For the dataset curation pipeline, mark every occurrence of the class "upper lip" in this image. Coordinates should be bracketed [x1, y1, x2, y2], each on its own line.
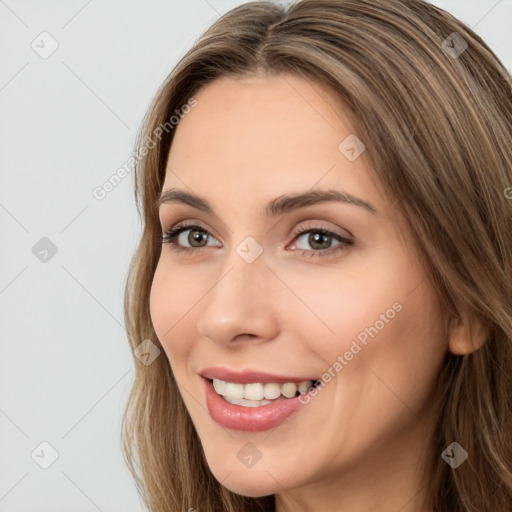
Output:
[200, 366, 318, 384]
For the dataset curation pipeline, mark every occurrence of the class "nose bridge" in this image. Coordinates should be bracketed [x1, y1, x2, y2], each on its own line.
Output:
[214, 232, 269, 297]
[196, 240, 279, 344]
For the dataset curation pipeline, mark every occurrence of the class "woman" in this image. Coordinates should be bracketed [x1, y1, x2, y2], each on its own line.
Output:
[122, 1, 512, 510]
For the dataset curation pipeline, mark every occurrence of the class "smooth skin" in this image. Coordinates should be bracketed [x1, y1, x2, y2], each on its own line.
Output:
[149, 72, 485, 512]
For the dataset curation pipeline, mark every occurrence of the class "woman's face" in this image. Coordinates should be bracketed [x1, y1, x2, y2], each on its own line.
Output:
[150, 73, 448, 507]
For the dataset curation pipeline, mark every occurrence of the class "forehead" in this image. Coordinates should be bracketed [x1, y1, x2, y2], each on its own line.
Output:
[163, 73, 385, 215]
[170, 72, 357, 149]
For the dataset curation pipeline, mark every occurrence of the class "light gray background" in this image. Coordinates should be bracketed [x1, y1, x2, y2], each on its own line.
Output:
[0, 1, 510, 510]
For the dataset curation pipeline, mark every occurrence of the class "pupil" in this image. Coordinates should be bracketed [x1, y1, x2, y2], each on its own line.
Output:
[190, 230, 207, 247]
[310, 232, 330, 249]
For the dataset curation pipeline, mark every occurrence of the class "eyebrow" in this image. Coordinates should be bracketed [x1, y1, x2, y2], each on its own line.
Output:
[156, 187, 378, 216]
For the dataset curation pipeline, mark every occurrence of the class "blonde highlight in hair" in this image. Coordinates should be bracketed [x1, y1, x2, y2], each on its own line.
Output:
[122, 1, 512, 510]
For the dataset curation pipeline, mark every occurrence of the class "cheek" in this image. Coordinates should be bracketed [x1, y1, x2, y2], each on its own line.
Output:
[149, 261, 202, 367]
[285, 254, 446, 413]
[287, 269, 445, 471]
[326, 274, 445, 431]
[149, 264, 171, 344]
[291, 241, 438, 354]
[277, 254, 412, 359]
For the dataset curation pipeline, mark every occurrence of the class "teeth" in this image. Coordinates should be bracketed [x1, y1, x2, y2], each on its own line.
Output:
[244, 383, 264, 400]
[225, 396, 273, 407]
[212, 379, 227, 396]
[263, 383, 281, 400]
[212, 378, 314, 402]
[298, 381, 312, 394]
[281, 382, 298, 398]
[225, 382, 244, 399]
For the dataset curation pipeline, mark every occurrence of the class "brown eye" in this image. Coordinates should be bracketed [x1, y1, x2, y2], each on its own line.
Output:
[159, 224, 221, 252]
[292, 227, 352, 256]
[186, 229, 209, 247]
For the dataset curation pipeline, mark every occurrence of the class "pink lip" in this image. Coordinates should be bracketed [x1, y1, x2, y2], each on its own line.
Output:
[200, 366, 318, 384]
[202, 377, 309, 432]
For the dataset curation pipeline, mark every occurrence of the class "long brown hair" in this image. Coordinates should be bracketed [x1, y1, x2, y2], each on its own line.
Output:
[121, 1, 512, 510]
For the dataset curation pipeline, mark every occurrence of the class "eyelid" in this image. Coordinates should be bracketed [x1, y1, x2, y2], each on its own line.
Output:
[160, 219, 350, 241]
[161, 219, 218, 239]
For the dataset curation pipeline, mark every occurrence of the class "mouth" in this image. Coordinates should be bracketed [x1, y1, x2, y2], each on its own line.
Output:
[202, 375, 321, 432]
[207, 377, 321, 407]
[199, 367, 322, 430]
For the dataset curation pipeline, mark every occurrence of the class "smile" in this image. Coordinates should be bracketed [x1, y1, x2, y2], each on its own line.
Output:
[212, 378, 317, 407]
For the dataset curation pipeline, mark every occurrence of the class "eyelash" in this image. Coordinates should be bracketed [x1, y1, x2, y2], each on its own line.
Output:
[158, 222, 353, 258]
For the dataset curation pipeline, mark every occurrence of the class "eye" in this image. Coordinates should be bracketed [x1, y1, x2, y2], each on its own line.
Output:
[289, 224, 353, 257]
[158, 222, 221, 254]
[158, 221, 353, 258]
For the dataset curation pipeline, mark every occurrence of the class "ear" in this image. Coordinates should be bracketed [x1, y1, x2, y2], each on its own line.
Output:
[447, 313, 490, 355]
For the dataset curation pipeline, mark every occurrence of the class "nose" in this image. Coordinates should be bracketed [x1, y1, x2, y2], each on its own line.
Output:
[196, 251, 280, 347]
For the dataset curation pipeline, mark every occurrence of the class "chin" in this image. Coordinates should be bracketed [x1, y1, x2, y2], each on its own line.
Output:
[205, 456, 289, 497]
[219, 476, 281, 498]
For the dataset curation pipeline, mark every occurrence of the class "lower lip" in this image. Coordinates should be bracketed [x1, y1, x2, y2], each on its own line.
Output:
[203, 377, 308, 432]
